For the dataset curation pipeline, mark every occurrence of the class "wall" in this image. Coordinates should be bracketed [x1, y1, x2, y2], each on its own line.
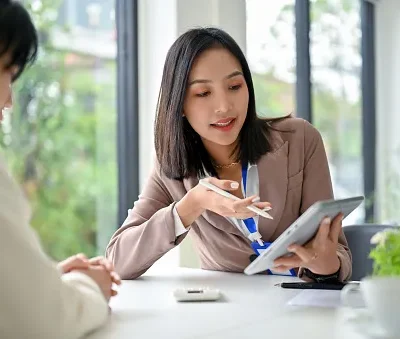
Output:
[375, 0, 400, 223]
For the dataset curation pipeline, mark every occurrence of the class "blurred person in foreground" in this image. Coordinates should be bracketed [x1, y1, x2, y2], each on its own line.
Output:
[0, 1, 120, 338]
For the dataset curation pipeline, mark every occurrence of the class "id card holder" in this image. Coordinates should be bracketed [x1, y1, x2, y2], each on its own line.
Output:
[242, 162, 296, 277]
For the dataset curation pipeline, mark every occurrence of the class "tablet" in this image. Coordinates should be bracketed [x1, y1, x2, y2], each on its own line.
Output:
[244, 196, 364, 275]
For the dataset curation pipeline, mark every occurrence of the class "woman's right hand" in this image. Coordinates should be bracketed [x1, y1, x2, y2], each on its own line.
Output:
[176, 177, 272, 227]
[192, 177, 271, 220]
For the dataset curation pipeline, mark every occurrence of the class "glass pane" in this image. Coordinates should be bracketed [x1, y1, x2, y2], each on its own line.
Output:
[246, 0, 296, 118]
[311, 0, 364, 224]
[380, 147, 400, 224]
[0, 0, 117, 260]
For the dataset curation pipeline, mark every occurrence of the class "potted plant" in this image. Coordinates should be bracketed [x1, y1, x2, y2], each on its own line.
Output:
[341, 228, 400, 336]
[360, 228, 400, 335]
[369, 228, 400, 276]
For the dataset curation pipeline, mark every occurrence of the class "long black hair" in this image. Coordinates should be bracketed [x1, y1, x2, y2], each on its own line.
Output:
[154, 27, 275, 180]
[0, 0, 38, 80]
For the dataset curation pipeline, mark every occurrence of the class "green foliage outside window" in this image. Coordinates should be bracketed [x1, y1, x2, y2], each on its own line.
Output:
[0, 0, 117, 260]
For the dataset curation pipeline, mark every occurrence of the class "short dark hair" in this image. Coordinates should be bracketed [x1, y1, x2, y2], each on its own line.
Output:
[154, 27, 274, 180]
[0, 0, 38, 81]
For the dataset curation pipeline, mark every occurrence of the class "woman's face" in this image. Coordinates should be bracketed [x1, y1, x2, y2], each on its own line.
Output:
[183, 47, 249, 149]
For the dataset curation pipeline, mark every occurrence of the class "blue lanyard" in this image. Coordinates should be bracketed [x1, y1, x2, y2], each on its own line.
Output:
[241, 163, 296, 277]
[241, 164, 258, 236]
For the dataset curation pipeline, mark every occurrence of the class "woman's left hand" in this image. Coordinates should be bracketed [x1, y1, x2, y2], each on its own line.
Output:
[273, 213, 343, 275]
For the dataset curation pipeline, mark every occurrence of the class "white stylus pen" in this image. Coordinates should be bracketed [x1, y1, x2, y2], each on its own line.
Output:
[199, 179, 273, 220]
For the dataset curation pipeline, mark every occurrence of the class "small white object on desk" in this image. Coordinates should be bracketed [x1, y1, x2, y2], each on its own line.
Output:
[173, 287, 221, 302]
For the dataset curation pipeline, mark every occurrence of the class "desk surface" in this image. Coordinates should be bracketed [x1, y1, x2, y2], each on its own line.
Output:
[87, 268, 367, 339]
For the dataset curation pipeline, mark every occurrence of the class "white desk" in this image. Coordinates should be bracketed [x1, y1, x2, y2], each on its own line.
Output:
[87, 268, 366, 339]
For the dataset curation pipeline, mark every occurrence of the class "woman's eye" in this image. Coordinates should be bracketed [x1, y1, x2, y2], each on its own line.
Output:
[229, 84, 242, 91]
[196, 91, 210, 98]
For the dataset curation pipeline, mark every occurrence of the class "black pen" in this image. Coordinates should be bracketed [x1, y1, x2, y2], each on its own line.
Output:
[275, 282, 347, 290]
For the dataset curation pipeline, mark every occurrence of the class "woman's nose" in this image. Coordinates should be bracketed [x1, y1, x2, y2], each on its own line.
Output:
[215, 92, 231, 114]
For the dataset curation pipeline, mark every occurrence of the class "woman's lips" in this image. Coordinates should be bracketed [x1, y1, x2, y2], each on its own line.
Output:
[210, 118, 236, 132]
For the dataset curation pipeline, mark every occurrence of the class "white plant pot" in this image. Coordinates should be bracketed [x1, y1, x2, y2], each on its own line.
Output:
[342, 276, 400, 337]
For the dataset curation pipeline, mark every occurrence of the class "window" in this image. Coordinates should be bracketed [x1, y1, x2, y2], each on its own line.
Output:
[246, 0, 296, 118]
[374, 0, 400, 224]
[0, 0, 117, 259]
[248, 0, 365, 223]
[311, 0, 364, 224]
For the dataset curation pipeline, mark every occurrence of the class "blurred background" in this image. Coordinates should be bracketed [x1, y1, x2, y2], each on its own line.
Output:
[1, 0, 398, 268]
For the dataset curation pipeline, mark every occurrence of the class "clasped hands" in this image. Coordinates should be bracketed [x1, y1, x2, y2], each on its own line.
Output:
[58, 254, 121, 302]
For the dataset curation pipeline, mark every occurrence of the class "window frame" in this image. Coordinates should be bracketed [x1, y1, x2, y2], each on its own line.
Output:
[116, 0, 140, 226]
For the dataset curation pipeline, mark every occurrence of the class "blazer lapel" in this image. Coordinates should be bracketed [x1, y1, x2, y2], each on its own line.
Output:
[257, 137, 289, 241]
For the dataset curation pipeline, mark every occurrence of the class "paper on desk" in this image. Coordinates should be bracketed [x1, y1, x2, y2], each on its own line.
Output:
[287, 290, 342, 308]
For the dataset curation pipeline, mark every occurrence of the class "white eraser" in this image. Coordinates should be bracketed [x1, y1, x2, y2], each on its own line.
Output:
[173, 287, 221, 302]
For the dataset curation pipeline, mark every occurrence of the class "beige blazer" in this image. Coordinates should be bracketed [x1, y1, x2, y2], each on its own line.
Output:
[106, 118, 352, 281]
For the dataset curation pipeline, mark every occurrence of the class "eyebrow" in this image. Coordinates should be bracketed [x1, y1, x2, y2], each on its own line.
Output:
[188, 70, 244, 86]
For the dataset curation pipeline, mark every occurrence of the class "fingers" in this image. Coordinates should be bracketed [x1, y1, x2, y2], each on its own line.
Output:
[204, 177, 272, 219]
[59, 253, 89, 273]
[315, 214, 343, 244]
[252, 202, 272, 211]
[216, 195, 272, 219]
[89, 257, 121, 286]
[89, 256, 110, 268]
[224, 203, 256, 219]
[273, 253, 302, 268]
[287, 244, 314, 264]
[76, 253, 88, 261]
[232, 195, 259, 211]
[110, 272, 121, 298]
[206, 177, 239, 191]
[315, 217, 330, 244]
[111, 271, 121, 285]
[89, 256, 114, 272]
[329, 213, 344, 242]
[226, 211, 257, 219]
[232, 196, 272, 212]
[214, 194, 254, 215]
[273, 265, 293, 273]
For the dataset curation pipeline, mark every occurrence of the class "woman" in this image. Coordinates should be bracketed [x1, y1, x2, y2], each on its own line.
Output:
[106, 27, 351, 282]
[0, 1, 120, 338]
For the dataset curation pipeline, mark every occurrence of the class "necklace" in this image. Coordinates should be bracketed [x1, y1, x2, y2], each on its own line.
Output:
[212, 161, 240, 169]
